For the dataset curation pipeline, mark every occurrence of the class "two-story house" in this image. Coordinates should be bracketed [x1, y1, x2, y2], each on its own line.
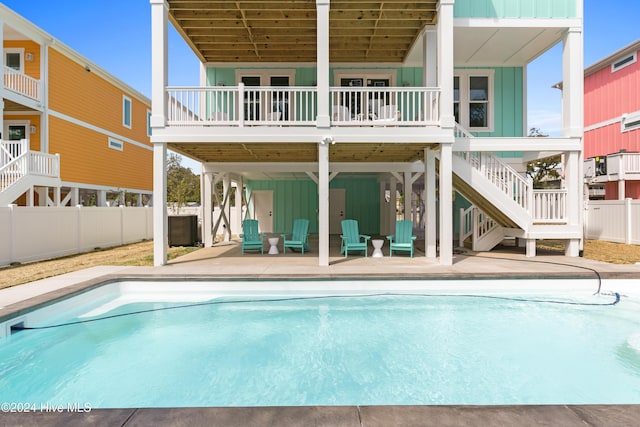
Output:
[584, 40, 640, 200]
[150, 0, 584, 266]
[0, 4, 152, 208]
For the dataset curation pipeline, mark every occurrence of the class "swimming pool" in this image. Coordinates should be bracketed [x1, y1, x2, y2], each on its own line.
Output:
[1, 279, 640, 408]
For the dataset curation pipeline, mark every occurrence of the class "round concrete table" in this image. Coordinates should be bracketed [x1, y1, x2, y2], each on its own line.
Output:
[371, 239, 384, 257]
[268, 237, 280, 255]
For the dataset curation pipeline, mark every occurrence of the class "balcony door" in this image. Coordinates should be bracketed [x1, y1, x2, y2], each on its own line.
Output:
[3, 120, 29, 159]
[335, 71, 394, 118]
[238, 70, 295, 121]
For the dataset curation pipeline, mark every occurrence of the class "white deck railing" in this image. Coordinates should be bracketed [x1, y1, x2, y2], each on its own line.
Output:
[4, 66, 41, 102]
[458, 206, 499, 248]
[455, 150, 532, 211]
[166, 85, 439, 127]
[0, 139, 59, 191]
[532, 189, 567, 223]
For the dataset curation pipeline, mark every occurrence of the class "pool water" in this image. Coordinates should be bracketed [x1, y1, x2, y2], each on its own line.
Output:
[1, 290, 640, 408]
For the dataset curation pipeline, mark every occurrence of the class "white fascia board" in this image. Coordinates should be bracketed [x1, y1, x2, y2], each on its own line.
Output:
[453, 137, 581, 152]
[521, 151, 565, 163]
[203, 162, 422, 174]
[153, 127, 454, 144]
[60, 181, 152, 194]
[454, 18, 582, 29]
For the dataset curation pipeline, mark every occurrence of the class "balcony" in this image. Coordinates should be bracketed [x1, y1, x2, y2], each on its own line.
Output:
[166, 85, 440, 128]
[585, 152, 640, 182]
[4, 66, 41, 103]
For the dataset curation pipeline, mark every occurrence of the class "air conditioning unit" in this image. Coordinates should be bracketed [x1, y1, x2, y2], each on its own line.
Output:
[595, 156, 607, 176]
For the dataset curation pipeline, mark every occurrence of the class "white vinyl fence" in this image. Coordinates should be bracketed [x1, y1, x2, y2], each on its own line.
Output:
[0, 206, 153, 267]
[585, 199, 640, 245]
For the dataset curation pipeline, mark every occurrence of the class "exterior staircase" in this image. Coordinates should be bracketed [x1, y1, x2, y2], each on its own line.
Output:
[0, 139, 60, 206]
[448, 125, 572, 251]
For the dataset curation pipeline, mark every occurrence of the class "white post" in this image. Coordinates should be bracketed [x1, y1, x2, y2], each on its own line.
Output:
[625, 197, 632, 245]
[437, 0, 455, 130]
[202, 172, 213, 247]
[439, 144, 453, 265]
[389, 175, 397, 230]
[379, 179, 387, 236]
[153, 142, 168, 265]
[318, 142, 329, 266]
[423, 26, 437, 87]
[403, 172, 411, 221]
[236, 176, 243, 237]
[150, 0, 168, 129]
[565, 150, 581, 256]
[425, 149, 437, 258]
[618, 180, 626, 200]
[316, 0, 330, 128]
[223, 174, 230, 242]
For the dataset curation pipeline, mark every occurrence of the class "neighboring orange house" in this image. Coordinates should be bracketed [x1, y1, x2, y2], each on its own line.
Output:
[0, 4, 152, 207]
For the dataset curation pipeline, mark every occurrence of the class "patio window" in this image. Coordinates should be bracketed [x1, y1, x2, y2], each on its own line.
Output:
[147, 109, 152, 136]
[454, 70, 494, 132]
[611, 52, 637, 73]
[123, 95, 132, 129]
[108, 137, 123, 151]
[4, 49, 23, 72]
[621, 110, 640, 132]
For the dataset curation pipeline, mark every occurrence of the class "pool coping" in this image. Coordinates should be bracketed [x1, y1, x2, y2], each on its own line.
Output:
[1, 404, 640, 426]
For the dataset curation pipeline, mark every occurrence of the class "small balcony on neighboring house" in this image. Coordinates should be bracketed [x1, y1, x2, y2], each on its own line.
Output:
[585, 151, 640, 198]
[166, 84, 441, 128]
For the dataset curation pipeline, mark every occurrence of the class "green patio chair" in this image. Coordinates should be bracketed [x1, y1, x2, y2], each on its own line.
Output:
[340, 219, 370, 258]
[386, 219, 416, 257]
[240, 219, 265, 255]
[281, 219, 310, 254]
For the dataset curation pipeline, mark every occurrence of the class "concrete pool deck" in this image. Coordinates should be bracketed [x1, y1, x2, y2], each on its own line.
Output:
[1, 238, 640, 426]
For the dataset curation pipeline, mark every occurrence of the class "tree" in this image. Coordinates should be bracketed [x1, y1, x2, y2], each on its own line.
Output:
[167, 153, 200, 211]
[526, 128, 561, 188]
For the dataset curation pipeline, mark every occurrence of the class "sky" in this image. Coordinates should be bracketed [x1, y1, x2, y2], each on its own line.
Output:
[2, 0, 639, 171]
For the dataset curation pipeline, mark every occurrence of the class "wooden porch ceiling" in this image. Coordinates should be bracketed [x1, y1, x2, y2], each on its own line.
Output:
[167, 1, 439, 63]
[169, 142, 437, 163]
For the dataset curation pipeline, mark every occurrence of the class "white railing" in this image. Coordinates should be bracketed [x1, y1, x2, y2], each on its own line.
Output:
[166, 85, 440, 127]
[0, 139, 29, 167]
[455, 150, 532, 211]
[329, 87, 440, 125]
[454, 123, 474, 139]
[0, 141, 59, 192]
[532, 189, 567, 223]
[167, 84, 317, 126]
[4, 66, 41, 102]
[458, 205, 499, 248]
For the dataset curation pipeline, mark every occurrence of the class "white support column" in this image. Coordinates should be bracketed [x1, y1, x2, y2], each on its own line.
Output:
[316, 0, 330, 128]
[379, 179, 388, 236]
[439, 144, 453, 265]
[40, 39, 49, 153]
[97, 190, 106, 207]
[71, 188, 79, 206]
[565, 150, 581, 256]
[389, 175, 397, 230]
[318, 142, 329, 266]
[403, 172, 411, 221]
[222, 175, 231, 242]
[35, 188, 46, 206]
[561, 28, 584, 138]
[202, 172, 213, 247]
[618, 180, 626, 200]
[150, 0, 168, 129]
[425, 149, 437, 258]
[153, 142, 168, 266]
[526, 239, 537, 257]
[437, 0, 455, 130]
[422, 26, 437, 87]
[236, 176, 243, 236]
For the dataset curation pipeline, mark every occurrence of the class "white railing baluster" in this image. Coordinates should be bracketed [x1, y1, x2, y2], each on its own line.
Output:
[3, 67, 41, 102]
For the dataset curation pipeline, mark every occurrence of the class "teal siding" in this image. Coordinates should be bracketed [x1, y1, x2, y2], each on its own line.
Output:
[454, 0, 577, 18]
[246, 177, 380, 235]
[330, 178, 380, 235]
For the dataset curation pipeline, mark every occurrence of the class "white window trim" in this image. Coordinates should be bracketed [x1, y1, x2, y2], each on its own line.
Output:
[3, 120, 30, 142]
[122, 95, 132, 129]
[611, 52, 637, 73]
[332, 69, 397, 87]
[146, 109, 152, 137]
[455, 69, 494, 133]
[621, 110, 640, 133]
[108, 137, 124, 151]
[4, 48, 24, 72]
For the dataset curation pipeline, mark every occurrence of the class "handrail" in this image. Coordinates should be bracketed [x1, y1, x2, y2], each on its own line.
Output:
[4, 66, 41, 101]
[455, 150, 533, 211]
[0, 145, 59, 192]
